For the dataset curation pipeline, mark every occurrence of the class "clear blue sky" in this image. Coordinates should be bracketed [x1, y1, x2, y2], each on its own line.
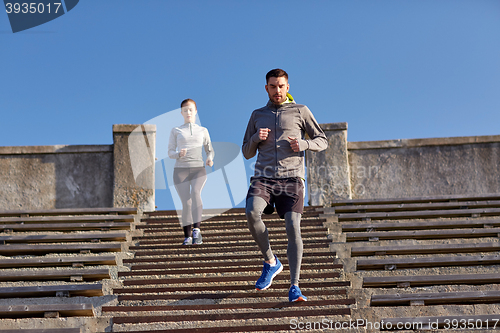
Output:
[2, 0, 500, 209]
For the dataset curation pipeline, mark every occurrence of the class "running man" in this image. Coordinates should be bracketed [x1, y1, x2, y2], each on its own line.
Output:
[242, 69, 328, 302]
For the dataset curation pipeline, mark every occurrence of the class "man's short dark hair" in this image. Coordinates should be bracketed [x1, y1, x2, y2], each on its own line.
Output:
[266, 68, 288, 83]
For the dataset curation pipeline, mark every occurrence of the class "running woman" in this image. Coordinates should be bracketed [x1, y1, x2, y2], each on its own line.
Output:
[169, 99, 214, 245]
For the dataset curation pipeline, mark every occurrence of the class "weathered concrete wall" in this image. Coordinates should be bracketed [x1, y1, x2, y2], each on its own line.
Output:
[348, 135, 500, 199]
[307, 123, 500, 205]
[0, 145, 113, 210]
[4, 122, 497, 209]
[0, 124, 156, 211]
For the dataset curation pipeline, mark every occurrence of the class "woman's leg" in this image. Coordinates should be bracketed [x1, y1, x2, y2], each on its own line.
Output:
[173, 168, 193, 237]
[189, 167, 207, 229]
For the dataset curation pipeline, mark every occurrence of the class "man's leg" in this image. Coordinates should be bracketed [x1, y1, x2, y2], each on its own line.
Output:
[285, 210, 307, 301]
[284, 211, 303, 286]
[246, 195, 283, 290]
[275, 178, 307, 301]
[245, 195, 273, 262]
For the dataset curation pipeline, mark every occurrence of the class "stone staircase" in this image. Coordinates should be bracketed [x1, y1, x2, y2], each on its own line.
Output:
[104, 207, 354, 332]
[6, 193, 499, 332]
[328, 193, 500, 331]
[0, 207, 137, 333]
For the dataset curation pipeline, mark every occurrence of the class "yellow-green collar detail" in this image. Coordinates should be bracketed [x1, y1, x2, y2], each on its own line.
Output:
[282, 92, 294, 104]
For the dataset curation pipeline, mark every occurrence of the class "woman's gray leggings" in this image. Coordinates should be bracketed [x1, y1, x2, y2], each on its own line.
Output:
[245, 196, 303, 285]
[173, 167, 207, 237]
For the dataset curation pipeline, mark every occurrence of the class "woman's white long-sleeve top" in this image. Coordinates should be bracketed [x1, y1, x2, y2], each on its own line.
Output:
[168, 123, 214, 168]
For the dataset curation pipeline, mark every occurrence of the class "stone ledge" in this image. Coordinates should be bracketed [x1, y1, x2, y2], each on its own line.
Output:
[113, 124, 156, 133]
[321, 122, 348, 131]
[0, 145, 113, 155]
[348, 134, 500, 150]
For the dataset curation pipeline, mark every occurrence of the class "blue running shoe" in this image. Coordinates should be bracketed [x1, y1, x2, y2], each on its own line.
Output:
[255, 256, 283, 290]
[289, 285, 307, 302]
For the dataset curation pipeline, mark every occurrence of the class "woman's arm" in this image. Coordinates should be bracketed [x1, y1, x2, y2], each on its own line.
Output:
[204, 128, 214, 167]
[168, 128, 180, 159]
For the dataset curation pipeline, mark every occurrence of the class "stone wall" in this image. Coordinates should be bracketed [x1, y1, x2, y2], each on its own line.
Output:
[306, 122, 352, 203]
[3, 122, 497, 210]
[307, 123, 500, 206]
[0, 145, 113, 210]
[0, 124, 156, 211]
[113, 124, 156, 212]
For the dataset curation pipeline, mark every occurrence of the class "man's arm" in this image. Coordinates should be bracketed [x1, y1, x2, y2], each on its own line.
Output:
[242, 112, 270, 159]
[298, 106, 328, 152]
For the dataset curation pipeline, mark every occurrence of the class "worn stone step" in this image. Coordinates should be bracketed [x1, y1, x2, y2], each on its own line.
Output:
[356, 254, 500, 271]
[112, 306, 351, 324]
[110, 318, 360, 333]
[0, 243, 122, 255]
[140, 216, 325, 228]
[0, 284, 103, 298]
[0, 303, 95, 318]
[341, 217, 500, 232]
[0, 268, 110, 282]
[135, 226, 328, 238]
[114, 280, 350, 295]
[122, 271, 340, 286]
[334, 200, 500, 214]
[0, 233, 127, 244]
[116, 287, 348, 301]
[104, 298, 354, 314]
[0, 255, 116, 269]
[0, 207, 137, 218]
[371, 290, 500, 306]
[131, 240, 330, 257]
[132, 247, 333, 258]
[119, 262, 340, 277]
[329, 193, 500, 207]
[144, 206, 321, 219]
[0, 329, 82, 333]
[129, 240, 329, 254]
[127, 256, 339, 270]
[336, 208, 500, 222]
[132, 231, 328, 245]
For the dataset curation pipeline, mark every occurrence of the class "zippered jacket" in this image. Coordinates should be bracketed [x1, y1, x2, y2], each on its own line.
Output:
[242, 99, 327, 179]
[168, 122, 214, 168]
